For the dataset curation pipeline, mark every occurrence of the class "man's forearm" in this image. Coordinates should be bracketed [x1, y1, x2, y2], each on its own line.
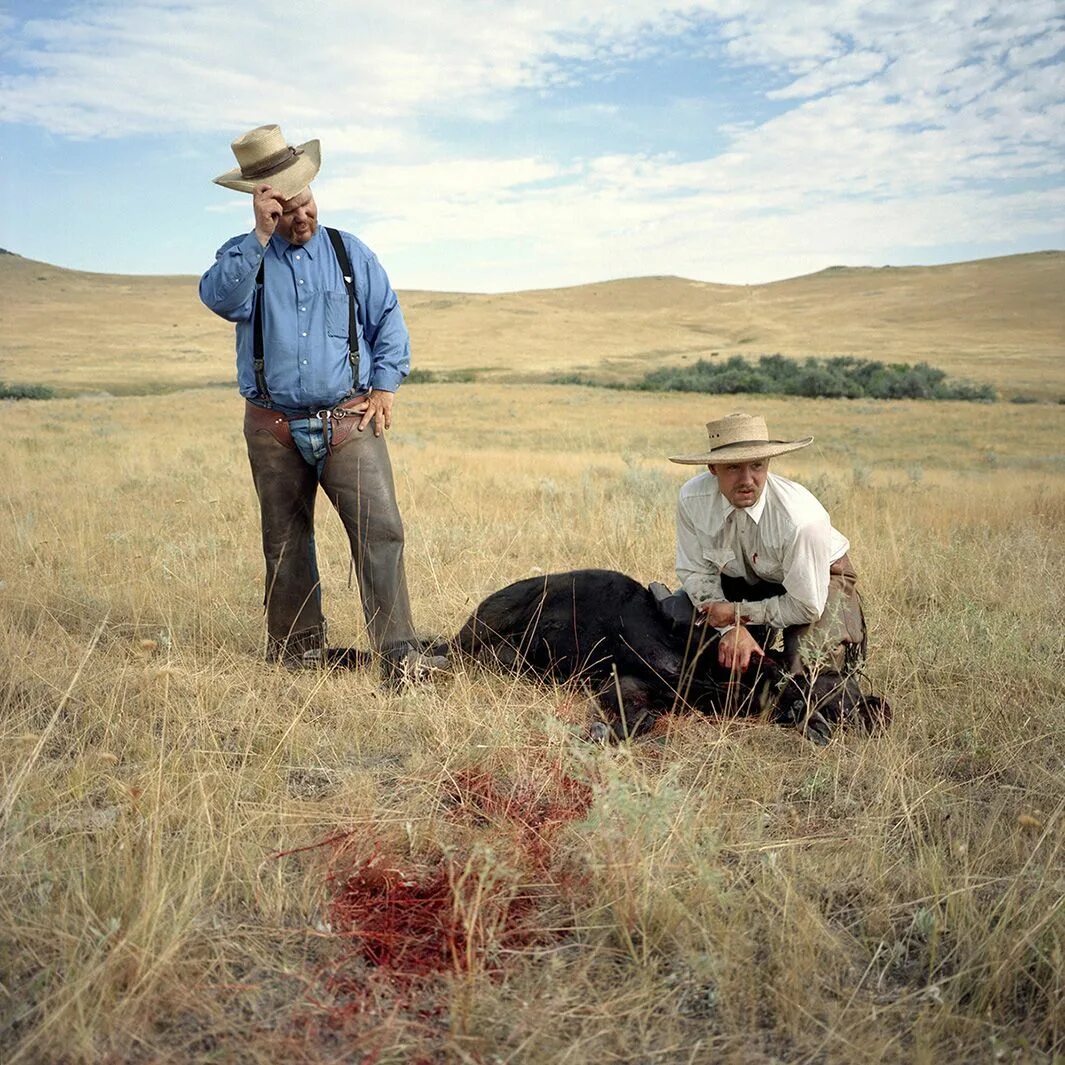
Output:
[735, 591, 821, 628]
[679, 569, 725, 607]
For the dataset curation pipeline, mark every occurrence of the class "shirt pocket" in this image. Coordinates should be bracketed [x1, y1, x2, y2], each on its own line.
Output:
[749, 549, 782, 580]
[703, 547, 742, 577]
[324, 291, 351, 339]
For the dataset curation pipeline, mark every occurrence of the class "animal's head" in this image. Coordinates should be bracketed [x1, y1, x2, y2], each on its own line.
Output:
[761, 658, 890, 744]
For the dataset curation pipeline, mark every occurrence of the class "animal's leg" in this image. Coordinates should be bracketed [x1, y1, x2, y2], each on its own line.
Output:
[856, 694, 892, 732]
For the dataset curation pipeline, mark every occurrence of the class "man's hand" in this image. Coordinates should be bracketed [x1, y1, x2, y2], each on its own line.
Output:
[354, 389, 394, 436]
[718, 624, 763, 673]
[699, 601, 736, 628]
[253, 184, 284, 245]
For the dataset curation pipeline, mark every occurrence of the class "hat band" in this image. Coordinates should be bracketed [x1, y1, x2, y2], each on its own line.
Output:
[707, 438, 790, 452]
[240, 145, 304, 180]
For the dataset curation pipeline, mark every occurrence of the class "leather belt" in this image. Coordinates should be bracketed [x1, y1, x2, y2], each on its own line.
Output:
[244, 396, 368, 453]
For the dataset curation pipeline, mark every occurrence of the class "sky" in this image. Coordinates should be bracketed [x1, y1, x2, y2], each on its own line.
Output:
[1, 0, 1063, 291]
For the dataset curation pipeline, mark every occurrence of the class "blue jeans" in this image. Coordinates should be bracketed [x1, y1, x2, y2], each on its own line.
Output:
[288, 414, 332, 476]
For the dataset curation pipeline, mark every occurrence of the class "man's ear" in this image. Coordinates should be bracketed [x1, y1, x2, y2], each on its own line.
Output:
[707, 464, 717, 475]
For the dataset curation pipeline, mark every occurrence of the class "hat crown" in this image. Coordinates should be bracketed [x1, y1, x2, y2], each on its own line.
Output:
[231, 124, 289, 172]
[668, 410, 812, 464]
[705, 413, 769, 450]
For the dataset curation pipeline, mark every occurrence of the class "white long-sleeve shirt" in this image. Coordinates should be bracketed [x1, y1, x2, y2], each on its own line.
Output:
[676, 471, 850, 629]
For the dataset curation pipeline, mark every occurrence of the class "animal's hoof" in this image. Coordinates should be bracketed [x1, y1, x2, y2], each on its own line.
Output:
[586, 722, 613, 745]
[802, 710, 833, 746]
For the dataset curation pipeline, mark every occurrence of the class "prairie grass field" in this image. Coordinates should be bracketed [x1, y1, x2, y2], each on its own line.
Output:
[1, 383, 1063, 1063]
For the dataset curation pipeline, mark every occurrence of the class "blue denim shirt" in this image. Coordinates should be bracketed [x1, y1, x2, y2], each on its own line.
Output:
[199, 226, 410, 413]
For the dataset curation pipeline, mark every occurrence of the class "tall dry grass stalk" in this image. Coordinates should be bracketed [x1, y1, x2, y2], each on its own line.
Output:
[1, 385, 1062, 1063]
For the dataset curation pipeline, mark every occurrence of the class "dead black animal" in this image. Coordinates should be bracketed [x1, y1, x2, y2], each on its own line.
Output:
[442, 568, 889, 744]
[323, 568, 888, 743]
[449, 568, 702, 739]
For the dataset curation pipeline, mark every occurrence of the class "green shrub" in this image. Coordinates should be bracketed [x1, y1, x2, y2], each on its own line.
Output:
[627, 354, 995, 402]
[406, 368, 480, 384]
[0, 381, 56, 400]
[405, 368, 438, 384]
[548, 372, 594, 386]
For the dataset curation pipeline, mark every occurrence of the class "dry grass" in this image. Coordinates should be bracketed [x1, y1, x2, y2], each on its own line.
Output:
[1, 384, 1063, 1063]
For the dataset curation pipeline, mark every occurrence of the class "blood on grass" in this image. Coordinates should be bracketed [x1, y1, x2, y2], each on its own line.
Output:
[282, 756, 596, 1038]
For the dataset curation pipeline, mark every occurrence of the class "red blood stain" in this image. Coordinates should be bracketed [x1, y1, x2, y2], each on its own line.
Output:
[293, 759, 595, 1047]
[322, 762, 592, 984]
[329, 857, 463, 978]
[443, 763, 593, 873]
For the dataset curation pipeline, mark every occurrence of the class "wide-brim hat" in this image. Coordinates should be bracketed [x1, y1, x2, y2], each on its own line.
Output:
[213, 124, 320, 199]
[669, 412, 813, 464]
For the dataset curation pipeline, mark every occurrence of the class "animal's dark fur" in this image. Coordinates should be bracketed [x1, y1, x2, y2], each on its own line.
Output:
[446, 568, 888, 743]
[328, 568, 890, 743]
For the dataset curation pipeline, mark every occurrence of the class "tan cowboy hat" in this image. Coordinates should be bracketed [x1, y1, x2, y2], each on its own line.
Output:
[669, 412, 813, 464]
[213, 124, 321, 199]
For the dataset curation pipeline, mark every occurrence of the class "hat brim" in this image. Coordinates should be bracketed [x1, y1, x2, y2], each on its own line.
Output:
[213, 139, 321, 199]
[668, 437, 814, 464]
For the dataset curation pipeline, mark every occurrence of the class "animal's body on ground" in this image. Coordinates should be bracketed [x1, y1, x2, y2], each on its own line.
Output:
[331, 568, 889, 743]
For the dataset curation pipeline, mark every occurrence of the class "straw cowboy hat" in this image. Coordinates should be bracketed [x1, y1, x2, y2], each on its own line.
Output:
[669, 412, 813, 464]
[213, 124, 321, 199]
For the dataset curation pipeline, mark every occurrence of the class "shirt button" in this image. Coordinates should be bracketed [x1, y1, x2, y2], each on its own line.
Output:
[300, 306, 306, 311]
[302, 331, 308, 337]
[302, 359, 308, 365]
[298, 279, 304, 285]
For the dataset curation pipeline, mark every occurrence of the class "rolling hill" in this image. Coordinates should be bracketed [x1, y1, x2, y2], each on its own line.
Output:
[1, 248, 1061, 400]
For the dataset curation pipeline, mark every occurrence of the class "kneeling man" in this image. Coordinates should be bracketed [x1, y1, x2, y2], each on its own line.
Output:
[667, 412, 866, 682]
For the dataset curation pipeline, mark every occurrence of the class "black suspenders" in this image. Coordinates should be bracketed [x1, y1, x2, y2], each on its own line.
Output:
[252, 227, 361, 404]
[252, 258, 269, 400]
[324, 227, 361, 393]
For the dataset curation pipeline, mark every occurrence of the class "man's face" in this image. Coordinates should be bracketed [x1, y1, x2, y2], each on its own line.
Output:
[708, 459, 769, 508]
[275, 187, 318, 245]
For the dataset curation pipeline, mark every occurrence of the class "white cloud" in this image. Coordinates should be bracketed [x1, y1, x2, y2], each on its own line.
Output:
[767, 50, 887, 100]
[2, 0, 1062, 287]
[310, 139, 1064, 290]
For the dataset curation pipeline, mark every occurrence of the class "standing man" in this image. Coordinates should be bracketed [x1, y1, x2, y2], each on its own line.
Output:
[664, 411, 867, 684]
[200, 124, 443, 683]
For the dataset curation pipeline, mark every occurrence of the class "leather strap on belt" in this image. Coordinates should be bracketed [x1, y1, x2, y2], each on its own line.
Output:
[317, 395, 366, 453]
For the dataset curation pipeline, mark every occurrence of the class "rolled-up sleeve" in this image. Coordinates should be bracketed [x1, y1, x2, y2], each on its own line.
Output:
[738, 519, 832, 628]
[198, 232, 264, 322]
[358, 250, 410, 393]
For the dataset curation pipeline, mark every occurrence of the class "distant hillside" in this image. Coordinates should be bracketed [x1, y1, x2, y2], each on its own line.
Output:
[1, 249, 1062, 399]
